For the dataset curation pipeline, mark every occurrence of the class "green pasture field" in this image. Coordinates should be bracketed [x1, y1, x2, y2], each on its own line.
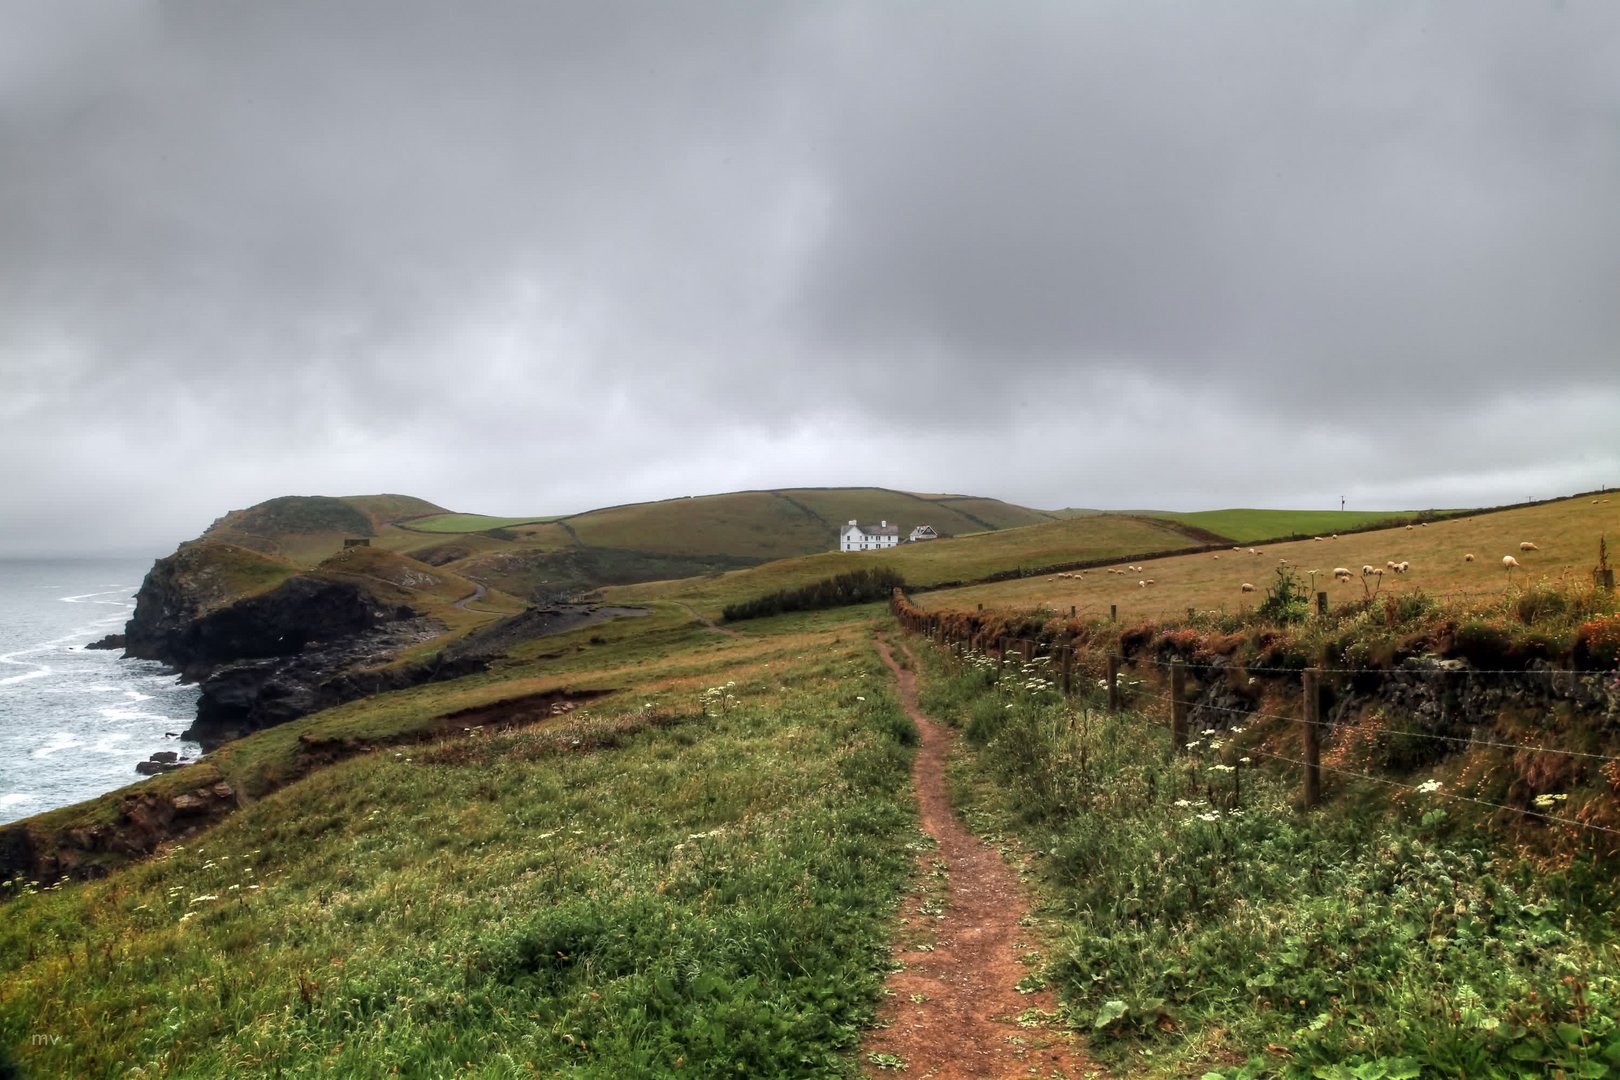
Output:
[1146, 507, 1436, 544]
[919, 494, 1619, 622]
[1, 605, 917, 1078]
[609, 512, 1205, 619]
[399, 513, 562, 533]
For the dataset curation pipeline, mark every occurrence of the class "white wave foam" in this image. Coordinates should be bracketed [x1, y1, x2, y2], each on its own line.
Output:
[0, 793, 37, 808]
[32, 732, 81, 759]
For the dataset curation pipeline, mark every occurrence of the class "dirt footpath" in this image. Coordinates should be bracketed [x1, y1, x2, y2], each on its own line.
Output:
[864, 640, 1094, 1079]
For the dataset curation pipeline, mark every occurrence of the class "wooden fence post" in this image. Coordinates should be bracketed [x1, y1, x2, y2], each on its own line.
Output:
[1070, 605, 1077, 617]
[1110, 604, 1117, 622]
[1170, 659, 1188, 755]
[1301, 669, 1322, 808]
[1106, 654, 1120, 711]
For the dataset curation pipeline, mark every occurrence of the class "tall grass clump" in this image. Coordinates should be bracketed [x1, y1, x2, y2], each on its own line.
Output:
[913, 643, 1620, 1078]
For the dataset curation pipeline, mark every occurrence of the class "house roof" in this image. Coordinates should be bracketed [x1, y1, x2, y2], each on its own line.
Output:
[842, 522, 900, 536]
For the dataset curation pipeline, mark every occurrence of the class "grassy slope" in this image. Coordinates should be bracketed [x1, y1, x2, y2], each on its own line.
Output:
[399, 513, 564, 533]
[1146, 508, 1434, 544]
[561, 488, 1056, 561]
[608, 513, 1206, 619]
[919, 494, 1619, 621]
[0, 604, 918, 1078]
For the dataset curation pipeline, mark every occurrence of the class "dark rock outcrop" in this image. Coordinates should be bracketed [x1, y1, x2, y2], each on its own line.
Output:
[184, 617, 479, 748]
[127, 567, 402, 679]
[85, 633, 126, 651]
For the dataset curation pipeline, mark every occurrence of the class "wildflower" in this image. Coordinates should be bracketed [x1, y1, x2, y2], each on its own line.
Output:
[1532, 793, 1568, 809]
[856, 696, 866, 701]
[179, 912, 195, 923]
[1211, 764, 1236, 774]
[1239, 757, 1252, 764]
[1173, 799, 1195, 808]
[191, 894, 218, 904]
[1197, 811, 1221, 822]
[1416, 779, 1443, 794]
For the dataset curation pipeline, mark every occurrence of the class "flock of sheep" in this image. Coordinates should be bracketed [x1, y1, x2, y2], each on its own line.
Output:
[1060, 534, 1550, 597]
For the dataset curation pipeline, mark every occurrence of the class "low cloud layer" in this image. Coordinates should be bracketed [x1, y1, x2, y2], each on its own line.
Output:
[4, 1, 1616, 556]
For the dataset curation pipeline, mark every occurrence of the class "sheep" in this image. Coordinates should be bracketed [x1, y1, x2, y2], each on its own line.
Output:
[1145, 579, 1156, 587]
[1138, 580, 1147, 588]
[1313, 536, 1324, 542]
[1519, 541, 1540, 552]
[1464, 553, 1475, 562]
[1333, 567, 1354, 581]
[1386, 560, 1398, 570]
[1394, 561, 1410, 574]
[1361, 565, 1376, 576]
[1503, 554, 1520, 573]
[1212, 555, 1220, 560]
[1241, 582, 1256, 593]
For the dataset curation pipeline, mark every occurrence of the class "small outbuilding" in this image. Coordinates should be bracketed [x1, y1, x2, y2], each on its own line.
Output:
[908, 525, 938, 543]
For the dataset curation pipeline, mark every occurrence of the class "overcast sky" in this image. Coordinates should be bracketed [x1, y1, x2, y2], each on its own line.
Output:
[3, 1, 1617, 557]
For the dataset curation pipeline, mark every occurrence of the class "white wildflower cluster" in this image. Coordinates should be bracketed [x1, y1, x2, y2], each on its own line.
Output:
[1416, 779, 1443, 794]
[1532, 793, 1568, 810]
[701, 681, 740, 716]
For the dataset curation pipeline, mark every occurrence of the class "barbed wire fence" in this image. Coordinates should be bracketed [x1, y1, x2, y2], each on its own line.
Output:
[889, 589, 1620, 844]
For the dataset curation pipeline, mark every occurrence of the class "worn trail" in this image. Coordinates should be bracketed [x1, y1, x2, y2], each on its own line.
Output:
[865, 639, 1092, 1079]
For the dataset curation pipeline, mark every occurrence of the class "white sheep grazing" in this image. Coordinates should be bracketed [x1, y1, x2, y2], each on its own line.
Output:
[1313, 536, 1324, 542]
[1138, 580, 1147, 588]
[1394, 561, 1410, 574]
[1241, 582, 1256, 593]
[1361, 565, 1376, 576]
[1464, 553, 1475, 562]
[1503, 554, 1520, 572]
[1386, 560, 1398, 570]
[1519, 541, 1540, 552]
[1212, 555, 1220, 560]
[1333, 567, 1353, 581]
[1145, 579, 1156, 586]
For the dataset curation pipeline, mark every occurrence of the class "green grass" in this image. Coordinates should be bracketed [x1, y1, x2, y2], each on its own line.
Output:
[1145, 508, 1441, 544]
[909, 638, 1620, 1077]
[1, 610, 918, 1078]
[609, 513, 1203, 619]
[400, 513, 563, 533]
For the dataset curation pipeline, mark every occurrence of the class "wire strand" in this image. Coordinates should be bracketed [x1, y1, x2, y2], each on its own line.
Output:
[1234, 744, 1620, 838]
[1179, 699, 1620, 764]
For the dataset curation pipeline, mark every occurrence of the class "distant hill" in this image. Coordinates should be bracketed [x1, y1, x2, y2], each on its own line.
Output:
[188, 487, 1064, 601]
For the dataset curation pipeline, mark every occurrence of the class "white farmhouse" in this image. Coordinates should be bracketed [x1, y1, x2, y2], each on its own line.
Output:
[908, 525, 938, 543]
[839, 519, 901, 552]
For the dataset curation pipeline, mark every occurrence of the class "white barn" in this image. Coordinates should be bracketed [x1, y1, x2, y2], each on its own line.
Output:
[908, 525, 938, 543]
[839, 519, 901, 552]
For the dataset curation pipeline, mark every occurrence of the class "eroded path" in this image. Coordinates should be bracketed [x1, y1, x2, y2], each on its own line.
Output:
[865, 639, 1093, 1079]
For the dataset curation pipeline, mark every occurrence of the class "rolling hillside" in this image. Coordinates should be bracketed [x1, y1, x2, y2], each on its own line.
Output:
[187, 488, 1066, 601]
[914, 493, 1618, 621]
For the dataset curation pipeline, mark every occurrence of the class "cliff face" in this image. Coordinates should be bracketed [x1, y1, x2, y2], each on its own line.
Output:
[124, 546, 411, 678]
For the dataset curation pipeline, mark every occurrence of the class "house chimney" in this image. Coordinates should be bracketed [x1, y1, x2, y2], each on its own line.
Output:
[880, 520, 887, 527]
[849, 519, 857, 526]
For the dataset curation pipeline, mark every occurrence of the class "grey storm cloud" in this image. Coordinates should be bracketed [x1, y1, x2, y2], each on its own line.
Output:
[1, 0, 1616, 556]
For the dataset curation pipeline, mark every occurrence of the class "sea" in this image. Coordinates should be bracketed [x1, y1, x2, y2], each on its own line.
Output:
[0, 558, 201, 826]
